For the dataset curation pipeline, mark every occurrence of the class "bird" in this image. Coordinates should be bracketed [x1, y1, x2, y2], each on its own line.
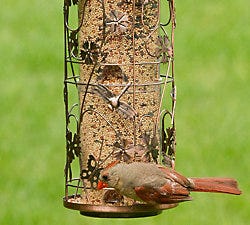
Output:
[92, 83, 137, 119]
[97, 162, 241, 204]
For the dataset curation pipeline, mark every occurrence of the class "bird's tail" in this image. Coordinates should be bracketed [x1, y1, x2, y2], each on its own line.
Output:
[189, 177, 241, 195]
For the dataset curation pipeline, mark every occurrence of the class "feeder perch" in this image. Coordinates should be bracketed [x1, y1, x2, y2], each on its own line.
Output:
[63, 0, 177, 218]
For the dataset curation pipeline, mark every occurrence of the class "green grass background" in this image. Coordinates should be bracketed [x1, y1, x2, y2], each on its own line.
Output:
[0, 0, 249, 224]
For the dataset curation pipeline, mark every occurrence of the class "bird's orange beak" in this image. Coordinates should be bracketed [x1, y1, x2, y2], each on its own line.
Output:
[97, 180, 108, 190]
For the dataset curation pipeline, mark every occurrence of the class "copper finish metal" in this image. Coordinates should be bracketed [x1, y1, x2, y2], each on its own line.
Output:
[64, 195, 178, 218]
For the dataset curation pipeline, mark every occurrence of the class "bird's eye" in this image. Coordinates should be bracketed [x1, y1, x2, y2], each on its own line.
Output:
[102, 175, 108, 181]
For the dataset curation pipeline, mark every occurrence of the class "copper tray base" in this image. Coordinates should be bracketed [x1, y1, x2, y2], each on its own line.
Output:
[63, 195, 178, 218]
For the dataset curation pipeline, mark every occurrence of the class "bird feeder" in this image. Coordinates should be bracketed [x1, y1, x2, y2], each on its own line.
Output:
[63, 0, 177, 217]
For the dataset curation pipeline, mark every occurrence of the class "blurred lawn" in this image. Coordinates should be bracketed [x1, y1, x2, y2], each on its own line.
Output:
[0, 0, 249, 224]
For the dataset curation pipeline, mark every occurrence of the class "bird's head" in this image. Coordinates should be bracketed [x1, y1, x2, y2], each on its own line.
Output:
[97, 161, 120, 190]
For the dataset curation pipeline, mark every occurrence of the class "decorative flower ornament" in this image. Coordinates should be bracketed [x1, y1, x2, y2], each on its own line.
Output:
[106, 10, 129, 33]
[155, 35, 173, 63]
[80, 41, 99, 64]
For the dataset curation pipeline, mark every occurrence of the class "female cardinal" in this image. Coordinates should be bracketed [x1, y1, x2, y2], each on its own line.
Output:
[97, 162, 241, 204]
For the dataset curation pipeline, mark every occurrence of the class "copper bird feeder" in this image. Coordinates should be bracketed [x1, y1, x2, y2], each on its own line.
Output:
[63, 0, 177, 218]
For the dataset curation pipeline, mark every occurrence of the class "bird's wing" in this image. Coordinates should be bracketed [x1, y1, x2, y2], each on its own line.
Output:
[134, 185, 192, 204]
[92, 84, 114, 103]
[117, 101, 137, 119]
[156, 164, 193, 188]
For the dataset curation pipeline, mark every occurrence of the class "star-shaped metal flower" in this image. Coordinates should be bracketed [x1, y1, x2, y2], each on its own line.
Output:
[155, 35, 173, 63]
[106, 10, 129, 33]
[80, 41, 99, 64]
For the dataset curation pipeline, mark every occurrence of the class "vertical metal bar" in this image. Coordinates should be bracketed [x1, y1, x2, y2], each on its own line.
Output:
[132, 0, 136, 146]
[63, 3, 69, 199]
